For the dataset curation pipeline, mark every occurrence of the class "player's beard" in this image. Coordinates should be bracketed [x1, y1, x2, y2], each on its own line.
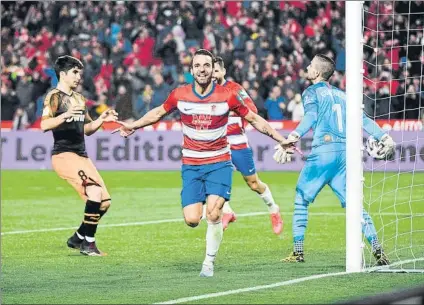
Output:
[306, 73, 316, 81]
[214, 77, 224, 85]
[195, 74, 212, 87]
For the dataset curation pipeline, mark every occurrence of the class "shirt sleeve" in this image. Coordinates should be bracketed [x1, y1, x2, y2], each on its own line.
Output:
[228, 92, 250, 118]
[363, 113, 386, 140]
[162, 89, 178, 113]
[41, 92, 59, 120]
[294, 89, 319, 137]
[236, 87, 258, 113]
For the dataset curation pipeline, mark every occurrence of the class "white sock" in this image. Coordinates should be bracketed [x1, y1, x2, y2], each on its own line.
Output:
[222, 201, 233, 214]
[76, 231, 84, 240]
[201, 204, 207, 220]
[204, 221, 223, 266]
[85, 236, 95, 242]
[259, 184, 279, 214]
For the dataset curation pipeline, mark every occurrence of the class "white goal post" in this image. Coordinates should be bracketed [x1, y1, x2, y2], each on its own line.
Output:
[345, 1, 364, 273]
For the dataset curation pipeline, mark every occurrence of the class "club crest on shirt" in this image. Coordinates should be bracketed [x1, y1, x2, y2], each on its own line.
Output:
[192, 114, 212, 130]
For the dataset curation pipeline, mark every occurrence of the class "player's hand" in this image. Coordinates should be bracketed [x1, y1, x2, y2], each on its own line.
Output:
[99, 109, 118, 122]
[285, 131, 301, 145]
[273, 144, 295, 164]
[378, 134, 396, 160]
[62, 105, 85, 119]
[111, 121, 135, 138]
[366, 134, 396, 160]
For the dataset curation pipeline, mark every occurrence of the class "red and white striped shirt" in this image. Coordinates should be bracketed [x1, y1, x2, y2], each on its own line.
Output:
[223, 80, 258, 150]
[163, 83, 250, 165]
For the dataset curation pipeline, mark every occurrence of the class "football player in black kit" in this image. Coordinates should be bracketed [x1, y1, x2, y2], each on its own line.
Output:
[41, 55, 118, 256]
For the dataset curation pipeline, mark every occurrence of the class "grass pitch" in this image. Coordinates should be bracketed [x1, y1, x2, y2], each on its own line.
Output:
[2, 170, 423, 304]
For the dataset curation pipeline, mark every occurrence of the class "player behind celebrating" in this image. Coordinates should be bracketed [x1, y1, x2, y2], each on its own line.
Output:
[212, 56, 282, 234]
[41, 55, 118, 256]
[275, 54, 394, 265]
[113, 49, 293, 277]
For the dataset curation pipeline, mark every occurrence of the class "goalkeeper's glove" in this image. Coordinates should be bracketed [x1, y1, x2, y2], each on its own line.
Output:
[273, 131, 300, 164]
[273, 144, 295, 164]
[378, 134, 396, 160]
[366, 134, 396, 160]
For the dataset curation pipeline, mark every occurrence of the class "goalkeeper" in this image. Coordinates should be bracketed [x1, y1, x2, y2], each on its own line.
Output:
[274, 54, 395, 265]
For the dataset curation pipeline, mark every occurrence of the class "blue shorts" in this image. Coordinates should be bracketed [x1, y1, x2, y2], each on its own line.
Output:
[296, 150, 346, 207]
[231, 148, 256, 176]
[181, 161, 233, 208]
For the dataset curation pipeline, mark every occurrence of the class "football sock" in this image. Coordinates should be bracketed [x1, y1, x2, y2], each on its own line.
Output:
[259, 184, 279, 214]
[293, 196, 309, 252]
[294, 239, 304, 254]
[83, 200, 101, 240]
[204, 220, 223, 265]
[76, 224, 85, 240]
[222, 202, 233, 214]
[362, 209, 381, 251]
[76, 201, 108, 239]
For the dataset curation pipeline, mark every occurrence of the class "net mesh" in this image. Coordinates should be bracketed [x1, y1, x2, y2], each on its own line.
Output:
[361, 0, 424, 272]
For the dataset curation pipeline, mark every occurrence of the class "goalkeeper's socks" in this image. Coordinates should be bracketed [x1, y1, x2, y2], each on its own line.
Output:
[204, 220, 223, 265]
[222, 202, 234, 214]
[259, 184, 279, 214]
[370, 237, 382, 253]
[293, 201, 309, 241]
[362, 209, 378, 242]
[294, 239, 304, 254]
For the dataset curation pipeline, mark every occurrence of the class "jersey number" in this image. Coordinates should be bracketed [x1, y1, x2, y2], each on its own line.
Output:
[332, 104, 343, 132]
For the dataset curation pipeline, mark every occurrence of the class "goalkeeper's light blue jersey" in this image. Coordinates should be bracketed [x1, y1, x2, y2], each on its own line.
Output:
[294, 81, 386, 153]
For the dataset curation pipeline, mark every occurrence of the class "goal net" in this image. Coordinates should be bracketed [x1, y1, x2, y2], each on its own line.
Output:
[361, 0, 424, 272]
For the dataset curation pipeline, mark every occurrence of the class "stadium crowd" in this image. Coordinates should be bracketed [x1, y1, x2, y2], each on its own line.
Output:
[1, 1, 423, 129]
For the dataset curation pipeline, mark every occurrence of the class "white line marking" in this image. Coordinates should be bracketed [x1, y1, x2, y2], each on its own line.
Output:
[1, 212, 419, 236]
[153, 271, 347, 304]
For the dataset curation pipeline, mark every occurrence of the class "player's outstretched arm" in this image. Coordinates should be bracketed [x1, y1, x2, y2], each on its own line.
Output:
[362, 113, 386, 140]
[112, 105, 168, 137]
[84, 109, 118, 136]
[40, 105, 84, 131]
[243, 110, 291, 147]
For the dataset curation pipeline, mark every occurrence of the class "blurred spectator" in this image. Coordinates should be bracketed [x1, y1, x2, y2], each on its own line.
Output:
[114, 85, 133, 122]
[12, 107, 30, 130]
[287, 93, 304, 122]
[0, 1, 422, 128]
[249, 88, 266, 119]
[265, 86, 286, 120]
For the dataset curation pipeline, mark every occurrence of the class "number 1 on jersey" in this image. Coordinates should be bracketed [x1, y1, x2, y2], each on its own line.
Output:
[332, 104, 343, 132]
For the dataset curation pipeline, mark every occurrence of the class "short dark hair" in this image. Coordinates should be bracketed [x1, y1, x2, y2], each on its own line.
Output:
[214, 56, 225, 69]
[190, 49, 215, 68]
[54, 55, 84, 79]
[314, 54, 335, 80]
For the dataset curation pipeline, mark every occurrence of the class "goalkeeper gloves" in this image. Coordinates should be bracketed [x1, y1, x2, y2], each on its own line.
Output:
[273, 144, 294, 164]
[273, 131, 300, 164]
[378, 134, 396, 160]
[366, 134, 396, 160]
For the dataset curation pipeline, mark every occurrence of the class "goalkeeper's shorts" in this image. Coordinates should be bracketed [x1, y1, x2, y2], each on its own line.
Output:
[295, 150, 346, 207]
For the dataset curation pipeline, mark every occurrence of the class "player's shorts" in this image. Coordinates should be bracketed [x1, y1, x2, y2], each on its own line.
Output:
[181, 160, 233, 208]
[52, 152, 110, 202]
[296, 150, 346, 207]
[231, 147, 256, 176]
